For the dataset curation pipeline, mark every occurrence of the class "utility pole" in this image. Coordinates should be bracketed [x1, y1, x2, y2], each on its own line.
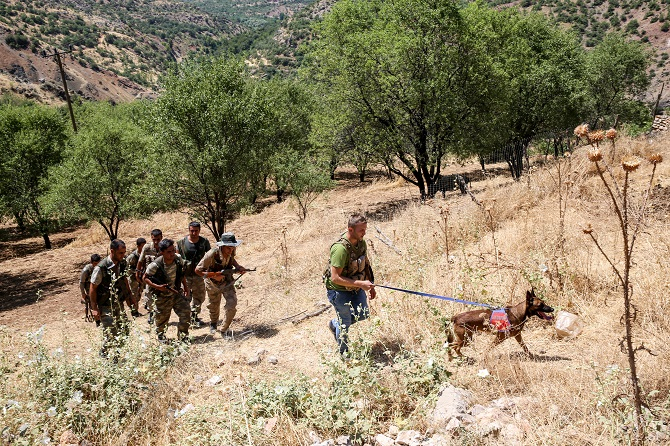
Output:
[42, 46, 77, 132]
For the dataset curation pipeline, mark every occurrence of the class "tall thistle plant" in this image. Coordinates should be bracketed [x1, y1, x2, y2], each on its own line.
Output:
[575, 124, 663, 444]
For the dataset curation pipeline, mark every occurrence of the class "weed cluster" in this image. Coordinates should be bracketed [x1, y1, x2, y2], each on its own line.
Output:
[240, 320, 451, 443]
[0, 326, 182, 444]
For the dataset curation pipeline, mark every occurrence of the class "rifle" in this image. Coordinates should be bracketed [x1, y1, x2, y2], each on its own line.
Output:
[220, 267, 256, 290]
[84, 295, 93, 322]
[164, 284, 184, 295]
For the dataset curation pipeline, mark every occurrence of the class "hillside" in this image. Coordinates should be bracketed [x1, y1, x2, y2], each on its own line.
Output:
[0, 131, 668, 444]
[2, 0, 668, 105]
[0, 0, 308, 103]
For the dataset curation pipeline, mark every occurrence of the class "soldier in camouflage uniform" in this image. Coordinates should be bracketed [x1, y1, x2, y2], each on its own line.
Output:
[126, 237, 146, 318]
[195, 232, 248, 336]
[137, 229, 163, 324]
[90, 240, 133, 358]
[79, 253, 101, 325]
[144, 238, 191, 342]
[176, 222, 211, 328]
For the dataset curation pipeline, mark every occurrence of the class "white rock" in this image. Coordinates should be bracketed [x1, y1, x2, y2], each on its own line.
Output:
[428, 385, 473, 428]
[206, 375, 222, 386]
[336, 435, 351, 445]
[374, 434, 395, 446]
[308, 431, 322, 444]
[501, 423, 524, 443]
[387, 425, 400, 437]
[247, 355, 261, 366]
[267, 356, 278, 364]
[176, 403, 195, 418]
[469, 404, 486, 416]
[445, 417, 462, 431]
[422, 433, 450, 445]
[396, 430, 422, 445]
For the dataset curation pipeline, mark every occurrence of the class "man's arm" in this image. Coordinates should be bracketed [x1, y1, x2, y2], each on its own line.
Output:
[89, 282, 100, 320]
[124, 276, 137, 306]
[79, 268, 88, 300]
[195, 251, 224, 281]
[330, 265, 374, 292]
[232, 259, 247, 274]
[181, 276, 189, 297]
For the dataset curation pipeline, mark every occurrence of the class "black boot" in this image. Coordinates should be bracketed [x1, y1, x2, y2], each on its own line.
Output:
[191, 311, 202, 328]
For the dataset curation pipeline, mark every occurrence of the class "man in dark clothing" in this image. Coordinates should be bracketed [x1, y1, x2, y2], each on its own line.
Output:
[176, 222, 211, 327]
[90, 240, 133, 358]
[144, 238, 190, 342]
[126, 237, 146, 318]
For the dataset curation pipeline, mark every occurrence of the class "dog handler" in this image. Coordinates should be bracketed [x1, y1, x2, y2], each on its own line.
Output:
[324, 213, 376, 355]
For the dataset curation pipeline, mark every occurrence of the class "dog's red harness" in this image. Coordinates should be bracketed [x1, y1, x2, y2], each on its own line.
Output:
[490, 309, 511, 332]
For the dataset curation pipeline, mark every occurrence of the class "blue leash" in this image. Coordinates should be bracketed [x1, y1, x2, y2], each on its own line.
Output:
[373, 283, 498, 309]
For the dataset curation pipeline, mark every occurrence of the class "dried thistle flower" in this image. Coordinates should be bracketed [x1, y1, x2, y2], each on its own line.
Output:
[589, 130, 605, 142]
[621, 156, 641, 172]
[574, 124, 589, 137]
[606, 128, 617, 140]
[587, 148, 603, 162]
[582, 223, 593, 234]
[648, 153, 663, 165]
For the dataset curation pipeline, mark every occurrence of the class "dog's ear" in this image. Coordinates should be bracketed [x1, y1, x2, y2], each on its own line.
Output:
[526, 289, 535, 303]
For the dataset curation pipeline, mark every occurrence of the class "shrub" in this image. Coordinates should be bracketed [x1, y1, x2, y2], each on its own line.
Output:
[5, 33, 30, 50]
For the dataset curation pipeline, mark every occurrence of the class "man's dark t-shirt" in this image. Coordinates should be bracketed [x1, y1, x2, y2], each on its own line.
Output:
[177, 236, 211, 276]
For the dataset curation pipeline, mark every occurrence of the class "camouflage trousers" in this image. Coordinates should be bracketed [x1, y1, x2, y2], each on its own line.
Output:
[204, 279, 237, 325]
[185, 275, 206, 315]
[153, 292, 191, 338]
[128, 276, 142, 307]
[99, 302, 130, 357]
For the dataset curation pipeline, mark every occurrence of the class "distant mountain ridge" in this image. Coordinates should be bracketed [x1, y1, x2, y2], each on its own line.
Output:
[1, 0, 668, 105]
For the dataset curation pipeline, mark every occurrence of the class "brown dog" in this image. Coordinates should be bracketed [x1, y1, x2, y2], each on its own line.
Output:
[447, 289, 553, 360]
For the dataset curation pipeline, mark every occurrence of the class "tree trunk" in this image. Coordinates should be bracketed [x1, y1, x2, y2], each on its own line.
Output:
[14, 212, 26, 231]
[42, 232, 52, 250]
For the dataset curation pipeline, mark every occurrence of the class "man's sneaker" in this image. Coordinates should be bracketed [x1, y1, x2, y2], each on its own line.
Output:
[157, 333, 168, 344]
[209, 323, 217, 335]
[328, 319, 339, 343]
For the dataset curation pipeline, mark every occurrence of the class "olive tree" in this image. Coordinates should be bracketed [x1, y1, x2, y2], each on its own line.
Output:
[305, 0, 504, 197]
[46, 102, 153, 241]
[0, 103, 67, 248]
[149, 58, 287, 239]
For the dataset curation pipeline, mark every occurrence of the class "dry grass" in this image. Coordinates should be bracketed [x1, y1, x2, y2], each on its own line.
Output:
[1, 132, 669, 445]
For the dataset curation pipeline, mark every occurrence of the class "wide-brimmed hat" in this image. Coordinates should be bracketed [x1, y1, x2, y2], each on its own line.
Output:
[216, 232, 242, 247]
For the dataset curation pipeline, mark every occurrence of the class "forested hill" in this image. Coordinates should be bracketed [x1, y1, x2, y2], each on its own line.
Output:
[0, 0, 311, 103]
[1, 0, 668, 104]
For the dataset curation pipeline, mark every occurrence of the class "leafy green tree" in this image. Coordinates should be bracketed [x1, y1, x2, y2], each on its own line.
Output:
[46, 102, 153, 241]
[273, 149, 332, 221]
[311, 97, 384, 183]
[0, 103, 67, 248]
[584, 32, 651, 128]
[305, 0, 504, 197]
[262, 78, 317, 203]
[466, 5, 588, 178]
[148, 58, 279, 239]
